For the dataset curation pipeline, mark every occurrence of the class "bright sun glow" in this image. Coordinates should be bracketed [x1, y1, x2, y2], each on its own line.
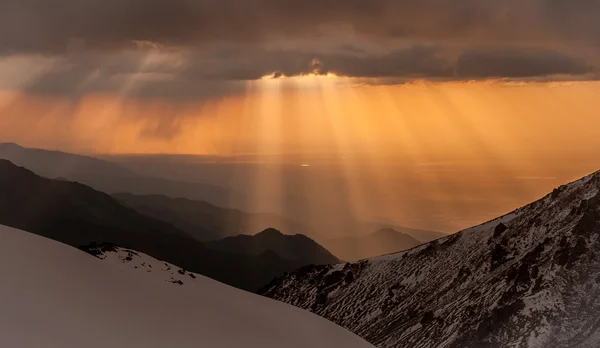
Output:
[259, 72, 343, 88]
[260, 72, 340, 80]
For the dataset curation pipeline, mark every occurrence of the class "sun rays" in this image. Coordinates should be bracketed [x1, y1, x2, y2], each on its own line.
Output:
[1, 78, 600, 232]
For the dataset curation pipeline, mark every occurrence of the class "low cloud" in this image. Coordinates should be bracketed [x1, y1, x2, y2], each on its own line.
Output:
[456, 49, 593, 79]
[1, 45, 592, 99]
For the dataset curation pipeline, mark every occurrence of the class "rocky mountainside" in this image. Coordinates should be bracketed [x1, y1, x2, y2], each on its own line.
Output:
[261, 170, 600, 348]
[205, 228, 340, 265]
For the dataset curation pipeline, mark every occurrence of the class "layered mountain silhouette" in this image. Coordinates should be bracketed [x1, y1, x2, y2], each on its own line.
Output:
[0, 142, 242, 210]
[261, 170, 600, 347]
[113, 193, 316, 241]
[205, 228, 340, 265]
[0, 142, 136, 178]
[323, 228, 423, 261]
[0, 143, 443, 243]
[357, 222, 446, 243]
[0, 143, 442, 260]
[0, 159, 311, 291]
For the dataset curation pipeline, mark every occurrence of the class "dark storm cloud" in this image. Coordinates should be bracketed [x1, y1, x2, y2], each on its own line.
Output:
[16, 46, 453, 99]
[2, 0, 599, 53]
[542, 0, 600, 45]
[0, 0, 598, 94]
[18, 53, 248, 100]
[10, 45, 597, 100]
[0, 0, 380, 54]
[183, 46, 452, 81]
[456, 49, 593, 79]
[313, 46, 454, 79]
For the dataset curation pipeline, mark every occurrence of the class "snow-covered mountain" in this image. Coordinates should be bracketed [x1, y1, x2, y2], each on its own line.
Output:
[80, 242, 205, 287]
[0, 224, 373, 348]
[261, 170, 600, 348]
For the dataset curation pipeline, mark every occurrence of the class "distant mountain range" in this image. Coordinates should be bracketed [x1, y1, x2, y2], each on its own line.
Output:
[0, 159, 336, 291]
[0, 224, 373, 348]
[323, 228, 423, 261]
[357, 222, 447, 243]
[113, 193, 316, 241]
[0, 142, 443, 260]
[113, 193, 436, 261]
[0, 142, 136, 178]
[0, 142, 243, 211]
[206, 228, 340, 265]
[261, 170, 600, 347]
[7, 141, 600, 346]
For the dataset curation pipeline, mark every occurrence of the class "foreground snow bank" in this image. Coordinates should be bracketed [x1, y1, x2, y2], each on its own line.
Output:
[0, 225, 372, 348]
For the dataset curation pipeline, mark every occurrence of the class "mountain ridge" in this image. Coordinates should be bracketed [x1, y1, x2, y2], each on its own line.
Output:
[205, 228, 340, 265]
[261, 170, 600, 348]
[0, 142, 136, 178]
[0, 142, 245, 211]
[113, 192, 317, 241]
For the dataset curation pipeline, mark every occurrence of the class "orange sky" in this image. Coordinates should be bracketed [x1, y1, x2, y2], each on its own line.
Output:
[2, 79, 600, 232]
[1, 79, 599, 160]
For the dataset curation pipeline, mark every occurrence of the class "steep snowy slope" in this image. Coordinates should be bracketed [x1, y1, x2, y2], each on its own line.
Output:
[261, 170, 600, 348]
[0, 225, 373, 348]
[80, 242, 205, 286]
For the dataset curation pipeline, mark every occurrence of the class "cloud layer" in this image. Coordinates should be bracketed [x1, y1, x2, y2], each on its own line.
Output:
[0, 0, 598, 98]
[3, 0, 600, 52]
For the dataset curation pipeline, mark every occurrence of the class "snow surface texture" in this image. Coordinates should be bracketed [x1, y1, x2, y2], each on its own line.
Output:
[261, 171, 600, 348]
[86, 243, 204, 287]
[0, 225, 373, 348]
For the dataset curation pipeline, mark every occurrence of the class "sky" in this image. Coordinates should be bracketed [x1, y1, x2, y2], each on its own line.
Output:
[0, 0, 598, 154]
[1, 0, 599, 101]
[1, 1, 600, 233]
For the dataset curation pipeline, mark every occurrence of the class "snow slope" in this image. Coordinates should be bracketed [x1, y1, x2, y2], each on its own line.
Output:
[261, 171, 600, 348]
[82, 242, 207, 287]
[0, 225, 373, 348]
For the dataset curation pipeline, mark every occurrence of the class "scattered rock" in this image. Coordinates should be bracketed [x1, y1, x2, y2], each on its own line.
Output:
[494, 223, 508, 238]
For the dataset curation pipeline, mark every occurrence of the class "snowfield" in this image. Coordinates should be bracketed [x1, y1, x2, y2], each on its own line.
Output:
[0, 224, 373, 348]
